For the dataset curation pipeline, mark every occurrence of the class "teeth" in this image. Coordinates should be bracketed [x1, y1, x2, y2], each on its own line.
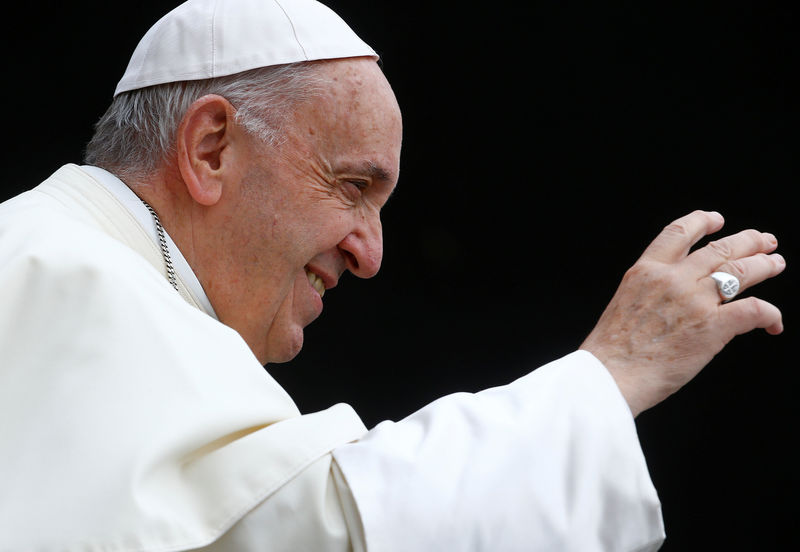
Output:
[306, 269, 325, 297]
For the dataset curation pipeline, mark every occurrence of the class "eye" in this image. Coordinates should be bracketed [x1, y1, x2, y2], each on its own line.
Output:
[341, 179, 369, 199]
[346, 179, 369, 191]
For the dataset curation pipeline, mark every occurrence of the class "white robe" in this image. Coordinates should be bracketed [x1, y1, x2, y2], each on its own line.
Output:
[0, 165, 665, 551]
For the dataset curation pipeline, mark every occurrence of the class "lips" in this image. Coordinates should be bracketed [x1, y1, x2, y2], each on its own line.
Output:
[305, 268, 325, 297]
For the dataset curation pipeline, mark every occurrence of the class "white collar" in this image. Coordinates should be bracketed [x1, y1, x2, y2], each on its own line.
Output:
[82, 165, 219, 320]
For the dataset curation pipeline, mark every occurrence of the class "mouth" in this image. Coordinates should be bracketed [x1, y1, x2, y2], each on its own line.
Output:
[305, 268, 326, 297]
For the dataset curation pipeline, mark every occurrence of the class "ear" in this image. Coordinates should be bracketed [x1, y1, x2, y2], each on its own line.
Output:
[176, 94, 238, 206]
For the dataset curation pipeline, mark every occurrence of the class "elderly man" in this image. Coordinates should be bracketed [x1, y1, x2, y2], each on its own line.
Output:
[0, 0, 785, 551]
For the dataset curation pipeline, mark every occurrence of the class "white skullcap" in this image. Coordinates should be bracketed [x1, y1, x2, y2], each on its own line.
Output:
[114, 0, 377, 96]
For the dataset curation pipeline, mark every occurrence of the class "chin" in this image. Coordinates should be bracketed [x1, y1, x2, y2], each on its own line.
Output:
[262, 326, 306, 365]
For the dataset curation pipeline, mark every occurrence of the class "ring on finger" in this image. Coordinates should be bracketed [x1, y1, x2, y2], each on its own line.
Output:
[710, 271, 740, 301]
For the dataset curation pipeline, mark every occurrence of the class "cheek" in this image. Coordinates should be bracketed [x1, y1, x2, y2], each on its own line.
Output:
[301, 210, 355, 249]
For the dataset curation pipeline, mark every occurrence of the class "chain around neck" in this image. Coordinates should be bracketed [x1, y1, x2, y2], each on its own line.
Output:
[141, 201, 179, 292]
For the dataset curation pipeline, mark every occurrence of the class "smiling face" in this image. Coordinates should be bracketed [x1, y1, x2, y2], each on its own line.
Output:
[206, 58, 402, 364]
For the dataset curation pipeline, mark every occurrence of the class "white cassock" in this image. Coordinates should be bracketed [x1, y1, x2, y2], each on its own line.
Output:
[0, 165, 665, 551]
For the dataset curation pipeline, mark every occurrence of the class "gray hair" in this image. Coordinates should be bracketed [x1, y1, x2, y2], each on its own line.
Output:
[84, 62, 328, 183]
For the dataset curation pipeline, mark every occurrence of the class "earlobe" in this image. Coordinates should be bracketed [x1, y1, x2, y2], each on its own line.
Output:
[176, 94, 237, 206]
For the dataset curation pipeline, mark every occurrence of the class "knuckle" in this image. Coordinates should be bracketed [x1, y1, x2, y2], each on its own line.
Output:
[743, 296, 761, 315]
[625, 260, 659, 279]
[742, 228, 763, 248]
[662, 221, 689, 240]
[622, 264, 645, 284]
[738, 296, 767, 321]
[726, 258, 747, 278]
[707, 238, 732, 259]
[743, 297, 769, 326]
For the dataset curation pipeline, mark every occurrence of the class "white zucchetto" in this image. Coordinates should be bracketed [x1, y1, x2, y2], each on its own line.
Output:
[115, 0, 376, 96]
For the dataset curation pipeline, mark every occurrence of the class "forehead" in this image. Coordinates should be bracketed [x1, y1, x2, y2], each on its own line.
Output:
[290, 58, 402, 178]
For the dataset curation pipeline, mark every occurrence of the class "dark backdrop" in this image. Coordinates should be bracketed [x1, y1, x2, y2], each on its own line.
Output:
[5, 1, 797, 549]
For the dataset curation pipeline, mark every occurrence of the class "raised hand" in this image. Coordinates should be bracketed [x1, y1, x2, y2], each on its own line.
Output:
[580, 210, 785, 417]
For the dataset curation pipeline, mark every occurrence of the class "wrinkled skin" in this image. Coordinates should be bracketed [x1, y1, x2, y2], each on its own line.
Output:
[143, 58, 402, 365]
[581, 210, 785, 416]
[211, 60, 402, 364]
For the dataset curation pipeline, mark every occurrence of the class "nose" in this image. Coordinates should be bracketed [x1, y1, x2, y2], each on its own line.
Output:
[338, 212, 383, 278]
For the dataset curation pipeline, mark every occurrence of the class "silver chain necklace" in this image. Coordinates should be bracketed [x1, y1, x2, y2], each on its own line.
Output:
[141, 201, 179, 292]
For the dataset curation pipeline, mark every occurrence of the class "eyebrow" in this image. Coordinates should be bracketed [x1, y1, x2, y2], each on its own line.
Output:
[365, 161, 399, 202]
[335, 160, 393, 182]
[363, 160, 394, 183]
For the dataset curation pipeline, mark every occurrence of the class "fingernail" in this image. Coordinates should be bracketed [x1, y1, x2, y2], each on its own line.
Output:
[764, 232, 778, 245]
[774, 253, 785, 266]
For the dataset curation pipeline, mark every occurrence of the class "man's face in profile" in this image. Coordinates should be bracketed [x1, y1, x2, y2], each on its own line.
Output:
[214, 58, 403, 364]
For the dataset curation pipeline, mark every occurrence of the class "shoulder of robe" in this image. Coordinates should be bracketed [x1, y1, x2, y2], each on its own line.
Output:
[1, 176, 161, 292]
[0, 171, 262, 379]
[0, 171, 365, 552]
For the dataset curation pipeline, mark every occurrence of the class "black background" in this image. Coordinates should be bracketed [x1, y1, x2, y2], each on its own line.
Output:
[4, 1, 797, 549]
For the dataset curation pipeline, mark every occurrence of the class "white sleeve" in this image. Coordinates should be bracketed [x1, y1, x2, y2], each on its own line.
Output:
[192, 351, 664, 551]
[332, 350, 665, 551]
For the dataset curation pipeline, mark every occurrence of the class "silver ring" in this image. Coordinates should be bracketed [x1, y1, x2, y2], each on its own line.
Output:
[711, 271, 740, 301]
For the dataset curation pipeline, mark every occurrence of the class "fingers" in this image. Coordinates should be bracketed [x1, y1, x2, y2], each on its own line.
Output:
[640, 210, 725, 264]
[686, 228, 779, 277]
[705, 252, 786, 297]
[720, 296, 784, 337]
[582, 210, 785, 416]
